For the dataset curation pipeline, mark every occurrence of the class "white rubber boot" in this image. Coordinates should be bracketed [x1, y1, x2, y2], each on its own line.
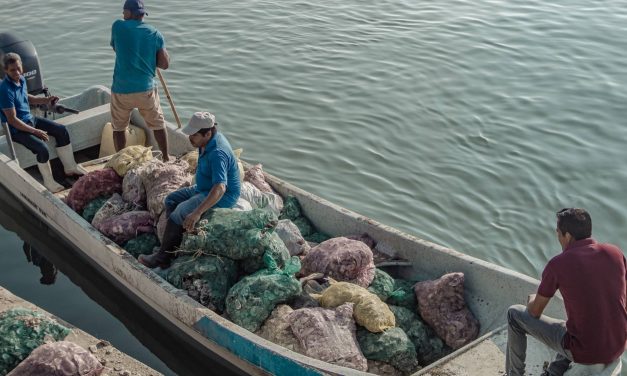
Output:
[37, 162, 65, 193]
[56, 144, 88, 176]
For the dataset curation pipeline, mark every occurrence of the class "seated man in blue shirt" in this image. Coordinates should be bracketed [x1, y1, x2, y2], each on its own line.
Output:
[139, 112, 241, 268]
[1, 52, 87, 192]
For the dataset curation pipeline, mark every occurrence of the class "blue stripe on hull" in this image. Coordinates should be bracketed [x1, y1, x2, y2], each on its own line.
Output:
[194, 316, 324, 376]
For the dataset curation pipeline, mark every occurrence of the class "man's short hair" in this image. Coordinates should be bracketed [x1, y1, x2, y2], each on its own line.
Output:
[2, 52, 22, 70]
[556, 208, 591, 240]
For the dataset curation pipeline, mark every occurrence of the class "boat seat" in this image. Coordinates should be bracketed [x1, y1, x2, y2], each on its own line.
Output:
[0, 103, 111, 169]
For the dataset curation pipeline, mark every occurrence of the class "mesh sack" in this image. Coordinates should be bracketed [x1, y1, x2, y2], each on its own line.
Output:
[163, 254, 238, 313]
[301, 237, 375, 288]
[123, 233, 160, 258]
[387, 279, 418, 311]
[66, 168, 122, 212]
[81, 196, 109, 224]
[0, 308, 71, 375]
[288, 303, 367, 371]
[275, 219, 310, 256]
[97, 210, 154, 245]
[389, 305, 448, 365]
[414, 273, 480, 350]
[368, 268, 396, 301]
[225, 255, 302, 332]
[316, 281, 395, 333]
[137, 159, 192, 218]
[181, 208, 279, 260]
[255, 305, 304, 354]
[122, 167, 146, 207]
[104, 145, 153, 177]
[239, 182, 284, 216]
[356, 326, 419, 373]
[91, 193, 132, 229]
[243, 163, 273, 193]
[7, 341, 103, 376]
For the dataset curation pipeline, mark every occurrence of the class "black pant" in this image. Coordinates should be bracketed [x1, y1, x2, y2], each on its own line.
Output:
[11, 117, 70, 163]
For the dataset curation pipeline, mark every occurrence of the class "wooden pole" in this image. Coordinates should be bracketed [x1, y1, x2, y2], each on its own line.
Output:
[156, 69, 183, 128]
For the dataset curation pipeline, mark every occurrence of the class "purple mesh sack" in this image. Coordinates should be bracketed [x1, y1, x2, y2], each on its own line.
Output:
[413, 272, 480, 349]
[66, 168, 122, 212]
[7, 341, 104, 376]
[97, 210, 154, 245]
[300, 237, 375, 287]
[288, 303, 367, 371]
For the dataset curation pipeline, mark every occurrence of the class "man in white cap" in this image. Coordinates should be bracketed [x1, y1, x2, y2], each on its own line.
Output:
[139, 112, 241, 268]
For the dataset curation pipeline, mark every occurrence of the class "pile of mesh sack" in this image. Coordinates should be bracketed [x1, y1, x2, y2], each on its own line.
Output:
[0, 308, 71, 375]
[63, 152, 482, 376]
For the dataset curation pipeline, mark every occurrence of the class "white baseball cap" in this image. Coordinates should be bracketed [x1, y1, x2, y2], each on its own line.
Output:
[181, 112, 217, 135]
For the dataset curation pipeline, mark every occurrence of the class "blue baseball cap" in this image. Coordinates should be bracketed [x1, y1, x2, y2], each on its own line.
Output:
[124, 0, 148, 16]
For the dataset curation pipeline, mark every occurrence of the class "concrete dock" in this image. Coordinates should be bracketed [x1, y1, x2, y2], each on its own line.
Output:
[0, 285, 162, 376]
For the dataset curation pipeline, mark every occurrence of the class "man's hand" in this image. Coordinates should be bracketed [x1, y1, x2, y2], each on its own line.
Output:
[32, 129, 49, 141]
[182, 211, 201, 232]
[48, 96, 59, 106]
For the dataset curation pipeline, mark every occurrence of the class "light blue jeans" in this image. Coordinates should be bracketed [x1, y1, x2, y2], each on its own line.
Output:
[164, 186, 208, 225]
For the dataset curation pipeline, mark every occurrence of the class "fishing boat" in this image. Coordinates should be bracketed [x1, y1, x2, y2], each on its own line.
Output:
[1, 34, 611, 376]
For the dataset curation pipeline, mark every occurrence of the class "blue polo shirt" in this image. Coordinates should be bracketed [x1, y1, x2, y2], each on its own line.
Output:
[110, 19, 165, 94]
[0, 76, 33, 134]
[196, 132, 241, 208]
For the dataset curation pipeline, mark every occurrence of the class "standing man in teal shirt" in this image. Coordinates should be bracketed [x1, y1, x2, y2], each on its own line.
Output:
[110, 0, 171, 161]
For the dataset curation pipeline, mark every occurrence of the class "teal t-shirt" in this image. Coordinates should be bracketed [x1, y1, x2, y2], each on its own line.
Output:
[195, 132, 241, 208]
[110, 19, 165, 94]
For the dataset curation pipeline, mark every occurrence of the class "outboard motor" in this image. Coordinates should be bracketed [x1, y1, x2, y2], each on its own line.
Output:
[0, 32, 78, 114]
[0, 32, 45, 95]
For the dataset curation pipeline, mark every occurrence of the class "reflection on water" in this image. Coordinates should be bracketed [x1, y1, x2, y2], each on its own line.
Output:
[22, 243, 57, 286]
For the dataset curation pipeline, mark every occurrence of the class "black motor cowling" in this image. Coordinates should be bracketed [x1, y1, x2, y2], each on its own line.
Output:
[0, 33, 46, 95]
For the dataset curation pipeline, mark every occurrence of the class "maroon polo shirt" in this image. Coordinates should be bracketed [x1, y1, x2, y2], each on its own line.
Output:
[538, 238, 627, 364]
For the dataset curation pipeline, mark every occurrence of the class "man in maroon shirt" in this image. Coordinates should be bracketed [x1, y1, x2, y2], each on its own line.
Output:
[506, 208, 626, 376]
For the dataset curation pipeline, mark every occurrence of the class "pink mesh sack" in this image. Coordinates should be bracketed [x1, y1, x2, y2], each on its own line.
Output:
[300, 237, 375, 287]
[244, 164, 274, 193]
[97, 210, 154, 245]
[288, 303, 367, 371]
[66, 168, 122, 212]
[7, 341, 104, 376]
[413, 272, 480, 349]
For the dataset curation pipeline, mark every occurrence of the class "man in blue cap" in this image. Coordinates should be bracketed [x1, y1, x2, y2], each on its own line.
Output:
[110, 0, 171, 161]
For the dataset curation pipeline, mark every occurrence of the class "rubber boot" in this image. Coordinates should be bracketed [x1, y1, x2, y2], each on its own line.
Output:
[56, 144, 88, 176]
[138, 219, 183, 269]
[37, 162, 65, 193]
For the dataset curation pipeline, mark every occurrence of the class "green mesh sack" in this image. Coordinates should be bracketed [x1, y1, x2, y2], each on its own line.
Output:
[226, 255, 302, 332]
[279, 196, 301, 221]
[81, 196, 109, 223]
[389, 305, 448, 365]
[239, 232, 290, 274]
[305, 232, 330, 244]
[181, 208, 278, 260]
[356, 326, 419, 373]
[293, 217, 314, 237]
[163, 254, 238, 313]
[387, 279, 418, 310]
[123, 233, 160, 258]
[368, 269, 397, 301]
[0, 308, 71, 375]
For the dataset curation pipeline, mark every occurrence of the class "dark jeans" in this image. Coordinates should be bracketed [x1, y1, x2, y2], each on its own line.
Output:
[11, 117, 70, 163]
